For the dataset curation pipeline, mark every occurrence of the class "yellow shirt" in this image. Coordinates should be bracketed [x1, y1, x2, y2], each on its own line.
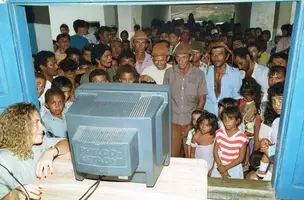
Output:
[259, 52, 270, 66]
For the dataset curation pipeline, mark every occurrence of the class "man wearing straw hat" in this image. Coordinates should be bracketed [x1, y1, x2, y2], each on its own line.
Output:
[204, 41, 242, 116]
[131, 30, 153, 74]
[164, 43, 207, 158]
[140, 43, 172, 84]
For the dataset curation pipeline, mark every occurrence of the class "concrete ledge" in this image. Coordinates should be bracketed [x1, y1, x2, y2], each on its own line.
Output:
[208, 178, 274, 200]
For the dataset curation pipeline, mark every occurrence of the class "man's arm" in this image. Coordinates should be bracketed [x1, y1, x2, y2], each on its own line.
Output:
[197, 95, 206, 110]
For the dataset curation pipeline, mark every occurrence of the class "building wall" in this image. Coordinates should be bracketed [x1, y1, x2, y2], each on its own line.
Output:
[104, 6, 118, 27]
[142, 5, 170, 28]
[117, 6, 133, 40]
[250, 2, 276, 32]
[48, 5, 106, 39]
[26, 6, 53, 53]
[234, 3, 252, 32]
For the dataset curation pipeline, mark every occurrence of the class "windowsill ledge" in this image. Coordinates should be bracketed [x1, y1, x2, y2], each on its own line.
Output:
[208, 178, 274, 200]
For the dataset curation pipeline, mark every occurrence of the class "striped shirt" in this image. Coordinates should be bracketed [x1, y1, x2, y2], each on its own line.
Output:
[215, 129, 248, 165]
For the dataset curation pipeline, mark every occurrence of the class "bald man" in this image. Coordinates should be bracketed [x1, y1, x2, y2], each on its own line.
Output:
[140, 43, 172, 84]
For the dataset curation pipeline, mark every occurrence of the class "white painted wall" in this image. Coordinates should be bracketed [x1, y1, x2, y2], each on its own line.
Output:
[104, 6, 117, 27]
[250, 2, 276, 34]
[117, 6, 133, 40]
[234, 3, 252, 32]
[48, 5, 105, 39]
[33, 24, 53, 52]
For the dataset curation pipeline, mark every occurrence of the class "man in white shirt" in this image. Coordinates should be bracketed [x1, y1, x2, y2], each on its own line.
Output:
[233, 47, 269, 101]
[141, 43, 172, 84]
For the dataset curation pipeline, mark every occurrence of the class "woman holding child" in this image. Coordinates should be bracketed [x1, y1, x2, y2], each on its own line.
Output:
[0, 103, 70, 199]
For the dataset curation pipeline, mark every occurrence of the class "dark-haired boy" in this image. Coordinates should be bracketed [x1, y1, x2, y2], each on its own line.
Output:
[117, 65, 138, 83]
[42, 88, 67, 138]
[70, 19, 89, 50]
[89, 69, 110, 83]
[55, 33, 70, 64]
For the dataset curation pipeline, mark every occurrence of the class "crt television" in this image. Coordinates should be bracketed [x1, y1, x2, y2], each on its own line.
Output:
[66, 83, 171, 187]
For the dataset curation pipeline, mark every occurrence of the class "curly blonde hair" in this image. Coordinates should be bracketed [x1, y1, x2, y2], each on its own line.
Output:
[0, 102, 37, 160]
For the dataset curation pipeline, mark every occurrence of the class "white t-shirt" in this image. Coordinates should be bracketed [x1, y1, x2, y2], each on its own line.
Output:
[141, 64, 172, 84]
[186, 128, 195, 145]
[252, 63, 270, 91]
[38, 80, 52, 117]
[270, 117, 280, 144]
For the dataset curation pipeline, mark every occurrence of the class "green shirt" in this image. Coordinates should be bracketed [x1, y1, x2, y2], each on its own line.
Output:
[0, 136, 63, 198]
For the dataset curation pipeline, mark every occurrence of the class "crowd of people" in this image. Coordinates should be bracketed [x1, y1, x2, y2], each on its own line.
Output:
[0, 12, 291, 199]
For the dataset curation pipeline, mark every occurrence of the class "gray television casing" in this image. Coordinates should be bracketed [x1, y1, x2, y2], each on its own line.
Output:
[66, 83, 171, 187]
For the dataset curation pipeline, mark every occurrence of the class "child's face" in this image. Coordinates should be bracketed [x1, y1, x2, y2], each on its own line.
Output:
[112, 60, 119, 71]
[268, 72, 285, 87]
[271, 58, 287, 68]
[121, 32, 128, 41]
[272, 95, 283, 115]
[192, 114, 201, 126]
[82, 50, 91, 63]
[46, 94, 65, 116]
[60, 27, 69, 34]
[64, 70, 76, 80]
[61, 87, 71, 102]
[92, 75, 109, 83]
[69, 54, 80, 64]
[119, 72, 135, 83]
[243, 92, 255, 102]
[199, 119, 212, 134]
[36, 77, 46, 98]
[223, 115, 239, 131]
[57, 37, 70, 51]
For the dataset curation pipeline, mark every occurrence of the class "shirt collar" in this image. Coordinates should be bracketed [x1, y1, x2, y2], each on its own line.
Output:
[173, 64, 194, 75]
[213, 63, 231, 75]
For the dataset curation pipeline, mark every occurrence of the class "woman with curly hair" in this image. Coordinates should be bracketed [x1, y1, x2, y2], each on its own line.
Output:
[0, 102, 70, 199]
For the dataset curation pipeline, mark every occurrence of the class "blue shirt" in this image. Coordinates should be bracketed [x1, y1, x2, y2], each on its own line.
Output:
[204, 64, 242, 116]
[42, 111, 67, 138]
[0, 136, 63, 198]
[70, 34, 89, 50]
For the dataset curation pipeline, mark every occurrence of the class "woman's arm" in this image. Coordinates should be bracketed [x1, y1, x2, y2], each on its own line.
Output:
[54, 139, 70, 156]
[224, 144, 247, 171]
[36, 139, 70, 179]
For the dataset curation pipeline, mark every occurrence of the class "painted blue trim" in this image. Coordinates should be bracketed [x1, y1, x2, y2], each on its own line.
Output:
[6, 0, 298, 5]
[273, 2, 304, 200]
[0, 4, 24, 113]
[8, 5, 39, 108]
[28, 23, 38, 54]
